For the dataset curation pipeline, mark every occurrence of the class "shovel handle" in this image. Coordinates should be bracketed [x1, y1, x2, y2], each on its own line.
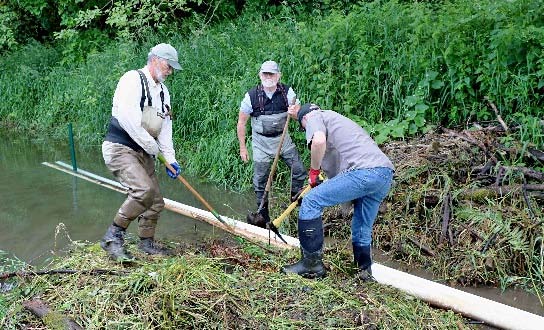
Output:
[158, 154, 229, 227]
[271, 185, 312, 228]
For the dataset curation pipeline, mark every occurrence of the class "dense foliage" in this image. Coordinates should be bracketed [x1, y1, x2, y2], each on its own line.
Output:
[0, 1, 543, 320]
[0, 0, 543, 190]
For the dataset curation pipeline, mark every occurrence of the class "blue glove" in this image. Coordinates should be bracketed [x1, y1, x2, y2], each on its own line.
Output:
[166, 162, 181, 179]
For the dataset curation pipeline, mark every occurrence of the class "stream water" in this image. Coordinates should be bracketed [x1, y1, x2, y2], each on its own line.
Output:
[0, 132, 253, 264]
[0, 132, 542, 322]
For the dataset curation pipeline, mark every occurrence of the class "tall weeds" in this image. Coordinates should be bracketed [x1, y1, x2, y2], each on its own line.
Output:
[0, 0, 542, 189]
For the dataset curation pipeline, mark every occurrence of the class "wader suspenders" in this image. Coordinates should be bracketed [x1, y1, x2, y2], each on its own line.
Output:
[160, 86, 165, 113]
[137, 70, 152, 111]
[256, 83, 289, 115]
[137, 70, 167, 115]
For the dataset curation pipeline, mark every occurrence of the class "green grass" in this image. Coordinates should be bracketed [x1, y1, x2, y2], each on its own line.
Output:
[0, 238, 473, 329]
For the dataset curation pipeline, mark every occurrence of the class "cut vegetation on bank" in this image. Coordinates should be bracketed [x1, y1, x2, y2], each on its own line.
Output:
[1, 237, 473, 329]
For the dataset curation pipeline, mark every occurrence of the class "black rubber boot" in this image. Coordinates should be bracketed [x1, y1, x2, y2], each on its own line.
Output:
[100, 224, 133, 262]
[138, 237, 172, 256]
[281, 217, 326, 278]
[353, 243, 374, 282]
[258, 204, 271, 224]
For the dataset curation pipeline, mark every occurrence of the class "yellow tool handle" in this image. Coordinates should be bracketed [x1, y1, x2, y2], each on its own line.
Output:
[271, 185, 312, 228]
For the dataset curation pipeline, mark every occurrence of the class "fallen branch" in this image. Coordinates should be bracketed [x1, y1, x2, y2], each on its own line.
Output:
[440, 191, 452, 245]
[406, 237, 436, 257]
[528, 148, 544, 162]
[0, 268, 126, 280]
[481, 232, 500, 254]
[443, 128, 497, 164]
[459, 184, 544, 200]
[473, 165, 544, 183]
[477, 159, 496, 176]
[457, 222, 483, 242]
[23, 299, 82, 330]
[508, 166, 544, 182]
[522, 177, 536, 219]
[495, 166, 505, 187]
[484, 97, 509, 132]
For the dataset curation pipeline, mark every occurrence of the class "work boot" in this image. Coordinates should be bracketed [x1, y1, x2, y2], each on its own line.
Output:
[100, 224, 134, 262]
[281, 247, 326, 278]
[138, 237, 172, 256]
[258, 205, 271, 224]
[281, 217, 326, 278]
[353, 243, 374, 282]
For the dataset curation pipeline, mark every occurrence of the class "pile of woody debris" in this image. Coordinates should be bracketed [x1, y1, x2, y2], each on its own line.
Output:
[323, 120, 544, 287]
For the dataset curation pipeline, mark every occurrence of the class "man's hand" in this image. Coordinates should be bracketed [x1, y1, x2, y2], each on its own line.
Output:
[287, 104, 300, 119]
[239, 146, 249, 162]
[166, 162, 182, 179]
[308, 168, 322, 187]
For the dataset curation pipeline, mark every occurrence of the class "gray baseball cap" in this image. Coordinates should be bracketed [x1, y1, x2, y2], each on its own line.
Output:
[298, 103, 321, 128]
[259, 60, 280, 74]
[150, 43, 181, 70]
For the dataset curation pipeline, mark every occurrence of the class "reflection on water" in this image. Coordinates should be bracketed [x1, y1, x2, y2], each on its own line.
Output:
[0, 133, 254, 264]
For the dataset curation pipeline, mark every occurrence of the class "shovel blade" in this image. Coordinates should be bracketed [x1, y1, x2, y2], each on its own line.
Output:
[246, 212, 267, 228]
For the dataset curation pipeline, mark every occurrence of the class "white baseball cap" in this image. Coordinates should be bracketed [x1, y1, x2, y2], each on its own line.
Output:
[150, 43, 181, 70]
[259, 60, 280, 74]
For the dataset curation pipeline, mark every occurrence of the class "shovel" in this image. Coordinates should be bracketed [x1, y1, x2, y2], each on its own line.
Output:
[158, 154, 231, 228]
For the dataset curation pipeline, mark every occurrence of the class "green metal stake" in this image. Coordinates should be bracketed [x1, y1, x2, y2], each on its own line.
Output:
[68, 123, 78, 172]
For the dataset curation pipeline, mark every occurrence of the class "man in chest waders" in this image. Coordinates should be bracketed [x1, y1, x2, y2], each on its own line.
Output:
[100, 43, 182, 262]
[237, 60, 307, 227]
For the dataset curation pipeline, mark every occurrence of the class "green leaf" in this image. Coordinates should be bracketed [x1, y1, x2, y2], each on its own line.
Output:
[405, 95, 419, 107]
[414, 103, 429, 112]
[431, 80, 444, 89]
[414, 116, 426, 127]
[374, 133, 388, 145]
[408, 123, 418, 135]
[390, 126, 405, 138]
[426, 70, 438, 81]
[405, 110, 417, 120]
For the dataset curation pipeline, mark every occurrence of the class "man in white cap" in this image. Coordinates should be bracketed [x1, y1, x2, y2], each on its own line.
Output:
[237, 60, 307, 227]
[100, 43, 182, 261]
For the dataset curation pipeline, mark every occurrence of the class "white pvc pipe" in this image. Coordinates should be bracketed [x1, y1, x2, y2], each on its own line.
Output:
[44, 162, 298, 249]
[373, 264, 543, 330]
[43, 162, 544, 330]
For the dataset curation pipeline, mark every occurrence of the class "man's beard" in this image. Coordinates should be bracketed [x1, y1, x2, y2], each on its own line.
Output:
[154, 67, 166, 83]
[262, 79, 276, 88]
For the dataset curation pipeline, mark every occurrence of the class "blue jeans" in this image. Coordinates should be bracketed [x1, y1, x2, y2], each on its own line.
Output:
[299, 167, 393, 246]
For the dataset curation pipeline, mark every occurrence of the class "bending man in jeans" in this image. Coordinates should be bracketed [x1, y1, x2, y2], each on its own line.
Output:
[282, 103, 395, 279]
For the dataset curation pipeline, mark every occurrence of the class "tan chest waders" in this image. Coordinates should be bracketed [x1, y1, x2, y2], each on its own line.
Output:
[137, 70, 170, 138]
